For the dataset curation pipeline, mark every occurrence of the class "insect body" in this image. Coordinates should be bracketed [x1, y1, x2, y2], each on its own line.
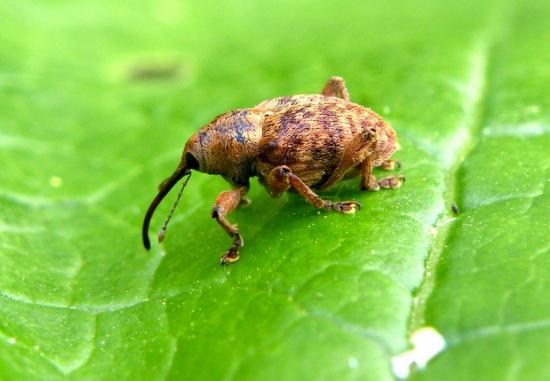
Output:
[142, 77, 404, 264]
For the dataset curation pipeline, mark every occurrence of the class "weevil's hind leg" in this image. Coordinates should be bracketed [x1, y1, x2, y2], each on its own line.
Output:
[319, 130, 377, 190]
[378, 175, 406, 189]
[267, 165, 360, 214]
[212, 186, 249, 265]
[321, 76, 350, 101]
[379, 159, 401, 171]
[360, 157, 379, 190]
[360, 158, 405, 191]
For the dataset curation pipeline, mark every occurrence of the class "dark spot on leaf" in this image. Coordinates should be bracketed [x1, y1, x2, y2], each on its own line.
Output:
[128, 62, 182, 82]
[451, 202, 460, 216]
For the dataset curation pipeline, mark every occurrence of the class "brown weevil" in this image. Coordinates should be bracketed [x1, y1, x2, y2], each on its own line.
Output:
[142, 76, 404, 264]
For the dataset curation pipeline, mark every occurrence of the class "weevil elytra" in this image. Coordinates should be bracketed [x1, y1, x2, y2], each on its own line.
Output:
[142, 76, 404, 264]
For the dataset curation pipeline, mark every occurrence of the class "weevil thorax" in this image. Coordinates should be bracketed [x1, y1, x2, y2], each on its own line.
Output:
[183, 109, 264, 185]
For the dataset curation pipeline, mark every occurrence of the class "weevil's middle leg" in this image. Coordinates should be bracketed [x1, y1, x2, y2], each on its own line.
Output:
[267, 165, 360, 214]
[212, 186, 248, 265]
[321, 76, 350, 101]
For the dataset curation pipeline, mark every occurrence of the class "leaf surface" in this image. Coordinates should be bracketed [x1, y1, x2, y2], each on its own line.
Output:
[0, 1, 548, 380]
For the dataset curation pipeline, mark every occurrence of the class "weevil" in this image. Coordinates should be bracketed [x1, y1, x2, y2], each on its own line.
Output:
[142, 76, 404, 264]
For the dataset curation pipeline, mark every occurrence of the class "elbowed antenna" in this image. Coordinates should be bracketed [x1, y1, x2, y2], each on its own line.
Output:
[142, 164, 191, 250]
[157, 172, 191, 243]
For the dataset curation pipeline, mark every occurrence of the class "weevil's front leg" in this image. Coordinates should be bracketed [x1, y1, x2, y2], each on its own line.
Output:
[212, 186, 248, 265]
[321, 76, 350, 101]
[360, 158, 405, 191]
[267, 165, 360, 214]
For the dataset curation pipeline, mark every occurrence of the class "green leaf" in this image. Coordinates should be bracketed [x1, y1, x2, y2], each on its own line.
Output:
[0, 0, 548, 380]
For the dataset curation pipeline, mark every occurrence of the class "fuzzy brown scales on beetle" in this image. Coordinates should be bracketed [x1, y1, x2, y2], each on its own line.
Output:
[142, 76, 404, 264]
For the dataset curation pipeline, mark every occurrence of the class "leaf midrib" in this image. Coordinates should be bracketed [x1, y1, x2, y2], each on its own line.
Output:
[408, 38, 492, 334]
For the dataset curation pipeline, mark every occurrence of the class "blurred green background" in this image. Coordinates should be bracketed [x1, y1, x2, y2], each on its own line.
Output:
[0, 0, 548, 380]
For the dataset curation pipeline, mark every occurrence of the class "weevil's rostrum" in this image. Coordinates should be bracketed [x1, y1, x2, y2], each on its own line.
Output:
[142, 76, 404, 264]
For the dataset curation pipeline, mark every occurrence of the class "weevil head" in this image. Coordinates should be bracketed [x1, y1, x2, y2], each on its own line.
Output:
[142, 108, 263, 250]
[183, 108, 263, 185]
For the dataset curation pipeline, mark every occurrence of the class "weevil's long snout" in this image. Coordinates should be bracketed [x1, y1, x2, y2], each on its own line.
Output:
[142, 164, 190, 250]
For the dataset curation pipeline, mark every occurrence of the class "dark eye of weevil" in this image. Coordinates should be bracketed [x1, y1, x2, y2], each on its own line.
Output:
[186, 152, 199, 170]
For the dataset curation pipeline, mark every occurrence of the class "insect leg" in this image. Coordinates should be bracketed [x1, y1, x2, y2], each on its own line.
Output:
[379, 159, 401, 170]
[212, 186, 249, 265]
[360, 157, 379, 190]
[361, 158, 405, 190]
[319, 130, 377, 190]
[320, 76, 350, 101]
[268, 165, 360, 214]
[377, 175, 406, 189]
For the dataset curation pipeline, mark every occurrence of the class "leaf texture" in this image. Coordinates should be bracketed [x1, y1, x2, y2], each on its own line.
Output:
[0, 1, 548, 380]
